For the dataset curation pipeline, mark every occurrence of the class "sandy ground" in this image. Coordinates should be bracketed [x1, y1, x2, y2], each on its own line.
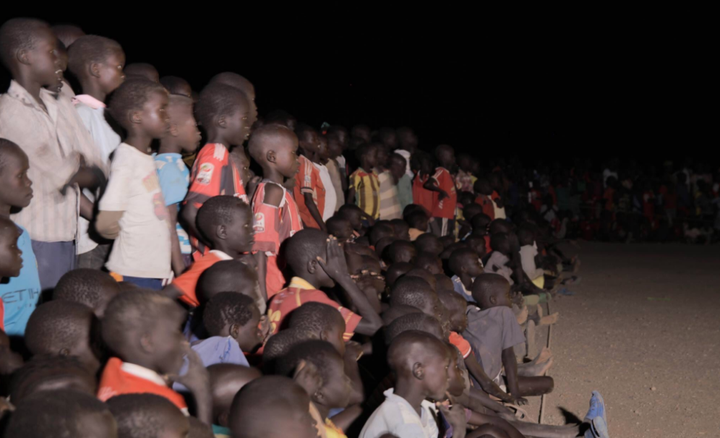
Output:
[534, 242, 720, 437]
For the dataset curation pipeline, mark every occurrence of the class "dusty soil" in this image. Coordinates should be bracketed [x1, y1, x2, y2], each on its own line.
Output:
[538, 242, 720, 437]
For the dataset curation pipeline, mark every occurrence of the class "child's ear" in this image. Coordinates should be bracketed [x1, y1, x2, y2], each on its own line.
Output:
[217, 115, 227, 128]
[130, 110, 143, 126]
[16, 48, 30, 66]
[216, 224, 227, 241]
[89, 62, 101, 79]
[58, 347, 70, 356]
[139, 333, 154, 354]
[412, 362, 425, 380]
[293, 359, 323, 395]
[230, 323, 240, 339]
[266, 150, 276, 163]
[489, 295, 497, 305]
[307, 258, 318, 275]
[169, 123, 179, 137]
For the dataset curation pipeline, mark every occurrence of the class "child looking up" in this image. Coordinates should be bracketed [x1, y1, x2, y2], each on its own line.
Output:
[247, 124, 303, 299]
[182, 83, 251, 259]
[424, 144, 458, 237]
[0, 140, 40, 336]
[294, 124, 328, 230]
[348, 143, 381, 221]
[97, 79, 172, 290]
[155, 95, 201, 274]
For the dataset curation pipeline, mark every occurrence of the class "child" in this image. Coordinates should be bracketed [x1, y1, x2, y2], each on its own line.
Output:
[0, 140, 41, 336]
[484, 233, 515, 286]
[160, 75, 193, 98]
[229, 376, 319, 438]
[360, 331, 451, 438]
[107, 393, 190, 438]
[24, 300, 101, 374]
[208, 364, 262, 437]
[8, 354, 96, 403]
[382, 240, 417, 265]
[347, 143, 380, 220]
[424, 144, 457, 237]
[154, 94, 201, 274]
[209, 72, 258, 128]
[389, 153, 414, 212]
[473, 179, 496, 220]
[294, 124, 329, 230]
[384, 262, 414, 289]
[389, 277, 443, 322]
[247, 124, 303, 299]
[448, 248, 484, 302]
[411, 152, 436, 218]
[395, 126, 418, 178]
[98, 290, 212, 423]
[327, 217, 354, 243]
[406, 210, 430, 241]
[414, 233, 444, 256]
[96, 79, 172, 290]
[52, 269, 119, 317]
[390, 218, 411, 241]
[267, 230, 382, 338]
[123, 62, 159, 82]
[415, 251, 443, 275]
[182, 83, 251, 259]
[196, 260, 261, 306]
[384, 313, 444, 344]
[288, 301, 348, 355]
[465, 235, 488, 259]
[375, 145, 403, 220]
[165, 196, 254, 308]
[518, 226, 545, 289]
[323, 133, 345, 212]
[0, 19, 102, 291]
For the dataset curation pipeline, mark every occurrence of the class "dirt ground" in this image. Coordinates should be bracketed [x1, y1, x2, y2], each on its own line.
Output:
[535, 242, 720, 437]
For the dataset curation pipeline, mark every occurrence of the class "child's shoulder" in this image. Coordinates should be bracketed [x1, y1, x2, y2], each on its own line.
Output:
[197, 143, 228, 162]
[262, 182, 285, 207]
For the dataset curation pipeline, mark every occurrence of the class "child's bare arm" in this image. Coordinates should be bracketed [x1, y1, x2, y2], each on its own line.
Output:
[172, 347, 212, 425]
[254, 252, 268, 303]
[423, 177, 449, 200]
[180, 203, 204, 247]
[303, 193, 326, 231]
[167, 205, 185, 277]
[464, 356, 514, 403]
[79, 194, 94, 221]
[501, 347, 527, 405]
[344, 341, 365, 404]
[96, 211, 124, 239]
[346, 187, 356, 205]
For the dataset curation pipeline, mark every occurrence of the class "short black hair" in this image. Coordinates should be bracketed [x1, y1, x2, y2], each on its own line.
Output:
[385, 262, 414, 287]
[288, 302, 345, 337]
[385, 313, 443, 345]
[448, 248, 479, 276]
[490, 232, 510, 252]
[51, 24, 84, 47]
[203, 292, 256, 337]
[195, 82, 248, 129]
[210, 72, 254, 97]
[53, 268, 119, 311]
[415, 251, 440, 271]
[381, 304, 422, 326]
[6, 389, 110, 437]
[24, 300, 95, 356]
[403, 204, 425, 220]
[295, 123, 317, 143]
[368, 223, 395, 246]
[9, 354, 94, 403]
[471, 273, 510, 303]
[107, 393, 186, 438]
[247, 123, 297, 163]
[326, 216, 351, 237]
[437, 289, 467, 313]
[123, 63, 158, 81]
[102, 290, 184, 354]
[463, 203, 483, 222]
[0, 18, 49, 70]
[276, 340, 339, 384]
[390, 276, 434, 309]
[489, 219, 512, 235]
[389, 153, 406, 167]
[471, 213, 492, 231]
[196, 195, 250, 244]
[108, 78, 167, 130]
[415, 233, 441, 253]
[0, 137, 23, 173]
[382, 240, 415, 265]
[284, 228, 329, 276]
[406, 210, 429, 230]
[67, 35, 122, 80]
[262, 328, 309, 372]
[197, 260, 257, 304]
[159, 75, 191, 97]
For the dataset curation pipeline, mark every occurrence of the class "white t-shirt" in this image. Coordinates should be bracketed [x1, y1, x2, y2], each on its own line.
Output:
[100, 143, 171, 279]
[315, 162, 336, 221]
[360, 389, 439, 438]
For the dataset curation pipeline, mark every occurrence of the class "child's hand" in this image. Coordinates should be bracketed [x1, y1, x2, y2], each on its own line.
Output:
[317, 236, 352, 283]
[439, 190, 449, 201]
[508, 395, 529, 406]
[344, 341, 364, 362]
[171, 345, 209, 394]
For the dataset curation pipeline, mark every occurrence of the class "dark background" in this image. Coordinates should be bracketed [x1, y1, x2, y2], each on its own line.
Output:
[1, 11, 714, 168]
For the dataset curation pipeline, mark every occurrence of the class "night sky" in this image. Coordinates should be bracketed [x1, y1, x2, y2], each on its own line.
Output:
[1, 11, 713, 167]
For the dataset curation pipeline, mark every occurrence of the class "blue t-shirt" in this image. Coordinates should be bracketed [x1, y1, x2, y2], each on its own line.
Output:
[0, 224, 41, 336]
[154, 153, 191, 255]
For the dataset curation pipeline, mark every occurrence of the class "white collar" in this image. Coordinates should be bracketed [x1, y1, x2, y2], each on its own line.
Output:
[209, 250, 233, 260]
[120, 362, 167, 386]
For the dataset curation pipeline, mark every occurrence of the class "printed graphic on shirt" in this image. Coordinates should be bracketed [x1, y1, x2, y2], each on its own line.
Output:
[254, 212, 265, 233]
[197, 163, 214, 185]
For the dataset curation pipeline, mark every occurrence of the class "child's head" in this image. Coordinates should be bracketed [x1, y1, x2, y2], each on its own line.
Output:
[390, 276, 442, 320]
[264, 109, 297, 131]
[0, 18, 61, 90]
[381, 304, 422, 326]
[337, 204, 364, 231]
[471, 213, 491, 234]
[375, 144, 390, 170]
[489, 219, 513, 236]
[389, 153, 407, 181]
[208, 363, 262, 427]
[518, 226, 535, 247]
[196, 82, 251, 145]
[9, 354, 96, 403]
[0, 138, 33, 212]
[318, 135, 330, 162]
[457, 153, 474, 172]
[437, 290, 468, 333]
[465, 235, 487, 258]
[197, 259, 259, 304]
[262, 328, 308, 371]
[277, 340, 352, 410]
[448, 248, 484, 279]
[389, 219, 410, 241]
[473, 178, 492, 196]
[67, 35, 124, 98]
[490, 232, 511, 255]
[25, 301, 101, 374]
[414, 233, 443, 256]
[123, 62, 159, 82]
[326, 216, 354, 243]
[404, 268, 437, 291]
[51, 24, 85, 47]
[197, 195, 253, 254]
[415, 251, 443, 275]
[387, 331, 450, 401]
[285, 229, 339, 288]
[159, 75, 192, 98]
[435, 144, 455, 168]
[248, 124, 300, 179]
[396, 127, 418, 152]
[0, 217, 22, 278]
[204, 292, 263, 352]
[374, 237, 395, 260]
[385, 313, 444, 345]
[164, 95, 200, 152]
[230, 376, 318, 438]
[406, 210, 429, 232]
[209, 72, 257, 125]
[463, 203, 483, 223]
[355, 142, 379, 170]
[382, 240, 416, 265]
[101, 290, 186, 375]
[434, 274, 454, 292]
[385, 262, 414, 288]
[288, 302, 346, 356]
[295, 124, 320, 160]
[53, 268, 120, 318]
[471, 274, 512, 309]
[108, 79, 169, 137]
[107, 393, 189, 438]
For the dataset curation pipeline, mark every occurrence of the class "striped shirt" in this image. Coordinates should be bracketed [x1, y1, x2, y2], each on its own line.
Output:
[377, 170, 402, 220]
[349, 167, 380, 219]
[1, 81, 101, 242]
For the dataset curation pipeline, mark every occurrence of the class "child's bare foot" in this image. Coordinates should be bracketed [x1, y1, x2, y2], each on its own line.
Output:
[518, 356, 554, 377]
[539, 312, 560, 326]
[514, 305, 528, 325]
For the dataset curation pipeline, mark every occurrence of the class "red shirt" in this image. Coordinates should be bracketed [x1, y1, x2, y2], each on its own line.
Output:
[412, 173, 434, 215]
[251, 181, 303, 298]
[185, 144, 246, 260]
[267, 277, 361, 341]
[449, 331, 472, 359]
[474, 194, 495, 220]
[431, 167, 457, 219]
[97, 358, 188, 412]
[170, 250, 232, 307]
[293, 155, 325, 229]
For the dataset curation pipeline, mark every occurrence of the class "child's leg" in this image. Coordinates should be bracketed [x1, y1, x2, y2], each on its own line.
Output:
[31, 240, 76, 292]
[515, 375, 554, 397]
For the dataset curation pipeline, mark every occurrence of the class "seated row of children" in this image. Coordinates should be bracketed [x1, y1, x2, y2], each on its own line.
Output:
[0, 17, 608, 438]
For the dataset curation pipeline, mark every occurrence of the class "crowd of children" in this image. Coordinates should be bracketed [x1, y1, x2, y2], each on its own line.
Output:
[0, 17, 614, 438]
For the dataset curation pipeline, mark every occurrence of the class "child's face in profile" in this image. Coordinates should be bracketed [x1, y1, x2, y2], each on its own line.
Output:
[152, 308, 187, 375]
[234, 304, 264, 352]
[32, 27, 63, 90]
[0, 224, 22, 278]
[0, 148, 33, 209]
[274, 139, 300, 179]
[139, 90, 171, 139]
[97, 49, 126, 96]
[226, 207, 255, 254]
[463, 255, 484, 278]
[423, 349, 451, 401]
[446, 346, 465, 397]
[389, 157, 405, 182]
[318, 354, 353, 409]
[170, 106, 201, 153]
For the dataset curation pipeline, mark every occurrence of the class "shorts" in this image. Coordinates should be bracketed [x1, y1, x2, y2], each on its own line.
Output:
[110, 272, 168, 290]
[492, 370, 507, 393]
[430, 218, 456, 237]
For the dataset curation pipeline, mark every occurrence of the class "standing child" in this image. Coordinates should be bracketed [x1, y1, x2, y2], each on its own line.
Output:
[247, 124, 303, 299]
[96, 79, 172, 290]
[154, 95, 201, 274]
[347, 143, 380, 221]
[412, 152, 435, 217]
[375, 145, 403, 220]
[424, 145, 458, 237]
[0, 140, 40, 336]
[325, 133, 346, 212]
[294, 124, 328, 230]
[389, 153, 413, 213]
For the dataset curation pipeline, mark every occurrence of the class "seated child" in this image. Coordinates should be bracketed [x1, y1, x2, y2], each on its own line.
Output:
[294, 124, 329, 230]
[389, 218, 411, 241]
[327, 216, 354, 243]
[414, 251, 443, 275]
[247, 124, 303, 299]
[403, 269, 438, 291]
[448, 248, 484, 302]
[98, 290, 211, 423]
[389, 277, 443, 322]
[406, 210, 430, 241]
[160, 75, 193, 98]
[347, 143, 381, 220]
[6, 389, 117, 438]
[473, 179, 496, 220]
[123, 63, 159, 82]
[470, 213, 492, 251]
[107, 393, 189, 438]
[229, 376, 320, 438]
[208, 363, 262, 436]
[385, 262, 414, 289]
[53, 268, 120, 317]
[423, 145, 457, 237]
[384, 313, 445, 345]
[465, 235, 488, 259]
[368, 222, 396, 247]
[518, 226, 545, 289]
[382, 240, 417, 265]
[182, 83, 251, 259]
[338, 204, 370, 238]
[484, 233, 515, 286]
[196, 259, 261, 306]
[8, 354, 96, 403]
[288, 302, 348, 355]
[360, 331, 450, 438]
[261, 328, 308, 372]
[434, 274, 455, 292]
[374, 237, 395, 260]
[414, 233, 444, 256]
[97, 79, 173, 290]
[154, 94, 201, 274]
[24, 300, 101, 374]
